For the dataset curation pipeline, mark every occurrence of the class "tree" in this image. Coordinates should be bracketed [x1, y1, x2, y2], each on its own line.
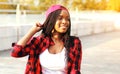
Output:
[72, 0, 84, 10]
[0, 0, 15, 10]
[107, 0, 120, 11]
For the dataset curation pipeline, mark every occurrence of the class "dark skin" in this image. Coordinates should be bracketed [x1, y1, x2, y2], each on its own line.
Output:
[17, 9, 70, 54]
[48, 10, 70, 54]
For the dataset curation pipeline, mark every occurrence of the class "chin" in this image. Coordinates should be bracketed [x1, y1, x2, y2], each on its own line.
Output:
[59, 31, 67, 34]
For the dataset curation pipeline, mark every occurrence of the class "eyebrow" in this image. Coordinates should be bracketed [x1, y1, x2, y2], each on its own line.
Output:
[58, 14, 70, 18]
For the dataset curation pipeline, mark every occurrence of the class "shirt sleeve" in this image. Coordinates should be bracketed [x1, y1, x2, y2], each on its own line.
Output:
[71, 37, 82, 74]
[11, 37, 40, 57]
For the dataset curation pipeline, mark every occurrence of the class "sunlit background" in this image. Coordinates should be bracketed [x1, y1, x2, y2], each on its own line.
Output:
[0, 0, 120, 74]
[1, 0, 120, 12]
[0, 0, 120, 50]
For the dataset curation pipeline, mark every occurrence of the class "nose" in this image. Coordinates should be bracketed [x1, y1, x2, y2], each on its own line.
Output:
[62, 18, 68, 24]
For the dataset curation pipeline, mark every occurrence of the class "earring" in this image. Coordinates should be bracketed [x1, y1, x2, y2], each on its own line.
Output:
[52, 29, 54, 33]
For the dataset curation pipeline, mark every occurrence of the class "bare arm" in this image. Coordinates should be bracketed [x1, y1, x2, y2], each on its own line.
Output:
[17, 23, 43, 47]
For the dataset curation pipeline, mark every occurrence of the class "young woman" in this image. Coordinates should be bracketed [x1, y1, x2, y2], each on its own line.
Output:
[11, 5, 82, 74]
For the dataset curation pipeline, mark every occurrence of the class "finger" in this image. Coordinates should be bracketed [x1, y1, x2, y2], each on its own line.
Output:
[36, 23, 43, 27]
[36, 23, 41, 27]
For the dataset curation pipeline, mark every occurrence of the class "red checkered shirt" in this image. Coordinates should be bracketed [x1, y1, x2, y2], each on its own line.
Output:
[11, 35, 82, 74]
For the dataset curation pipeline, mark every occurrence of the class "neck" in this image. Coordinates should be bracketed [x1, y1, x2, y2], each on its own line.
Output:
[52, 33, 62, 43]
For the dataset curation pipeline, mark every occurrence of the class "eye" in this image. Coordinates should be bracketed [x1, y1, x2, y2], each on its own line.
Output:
[57, 15, 70, 21]
[57, 16, 62, 20]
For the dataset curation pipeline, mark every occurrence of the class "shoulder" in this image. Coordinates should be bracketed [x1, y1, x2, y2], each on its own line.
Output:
[69, 36, 81, 42]
[32, 34, 51, 44]
[69, 36, 82, 52]
[33, 34, 46, 40]
[70, 36, 79, 39]
[69, 36, 82, 48]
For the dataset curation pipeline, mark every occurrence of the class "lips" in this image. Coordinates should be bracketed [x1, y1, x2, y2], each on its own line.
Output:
[60, 26, 68, 30]
[61, 26, 68, 28]
[60, 24, 68, 28]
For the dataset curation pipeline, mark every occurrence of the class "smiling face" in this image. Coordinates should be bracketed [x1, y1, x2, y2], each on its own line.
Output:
[53, 10, 70, 34]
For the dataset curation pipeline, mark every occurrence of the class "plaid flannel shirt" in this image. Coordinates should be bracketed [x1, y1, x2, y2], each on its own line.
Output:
[11, 35, 82, 74]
